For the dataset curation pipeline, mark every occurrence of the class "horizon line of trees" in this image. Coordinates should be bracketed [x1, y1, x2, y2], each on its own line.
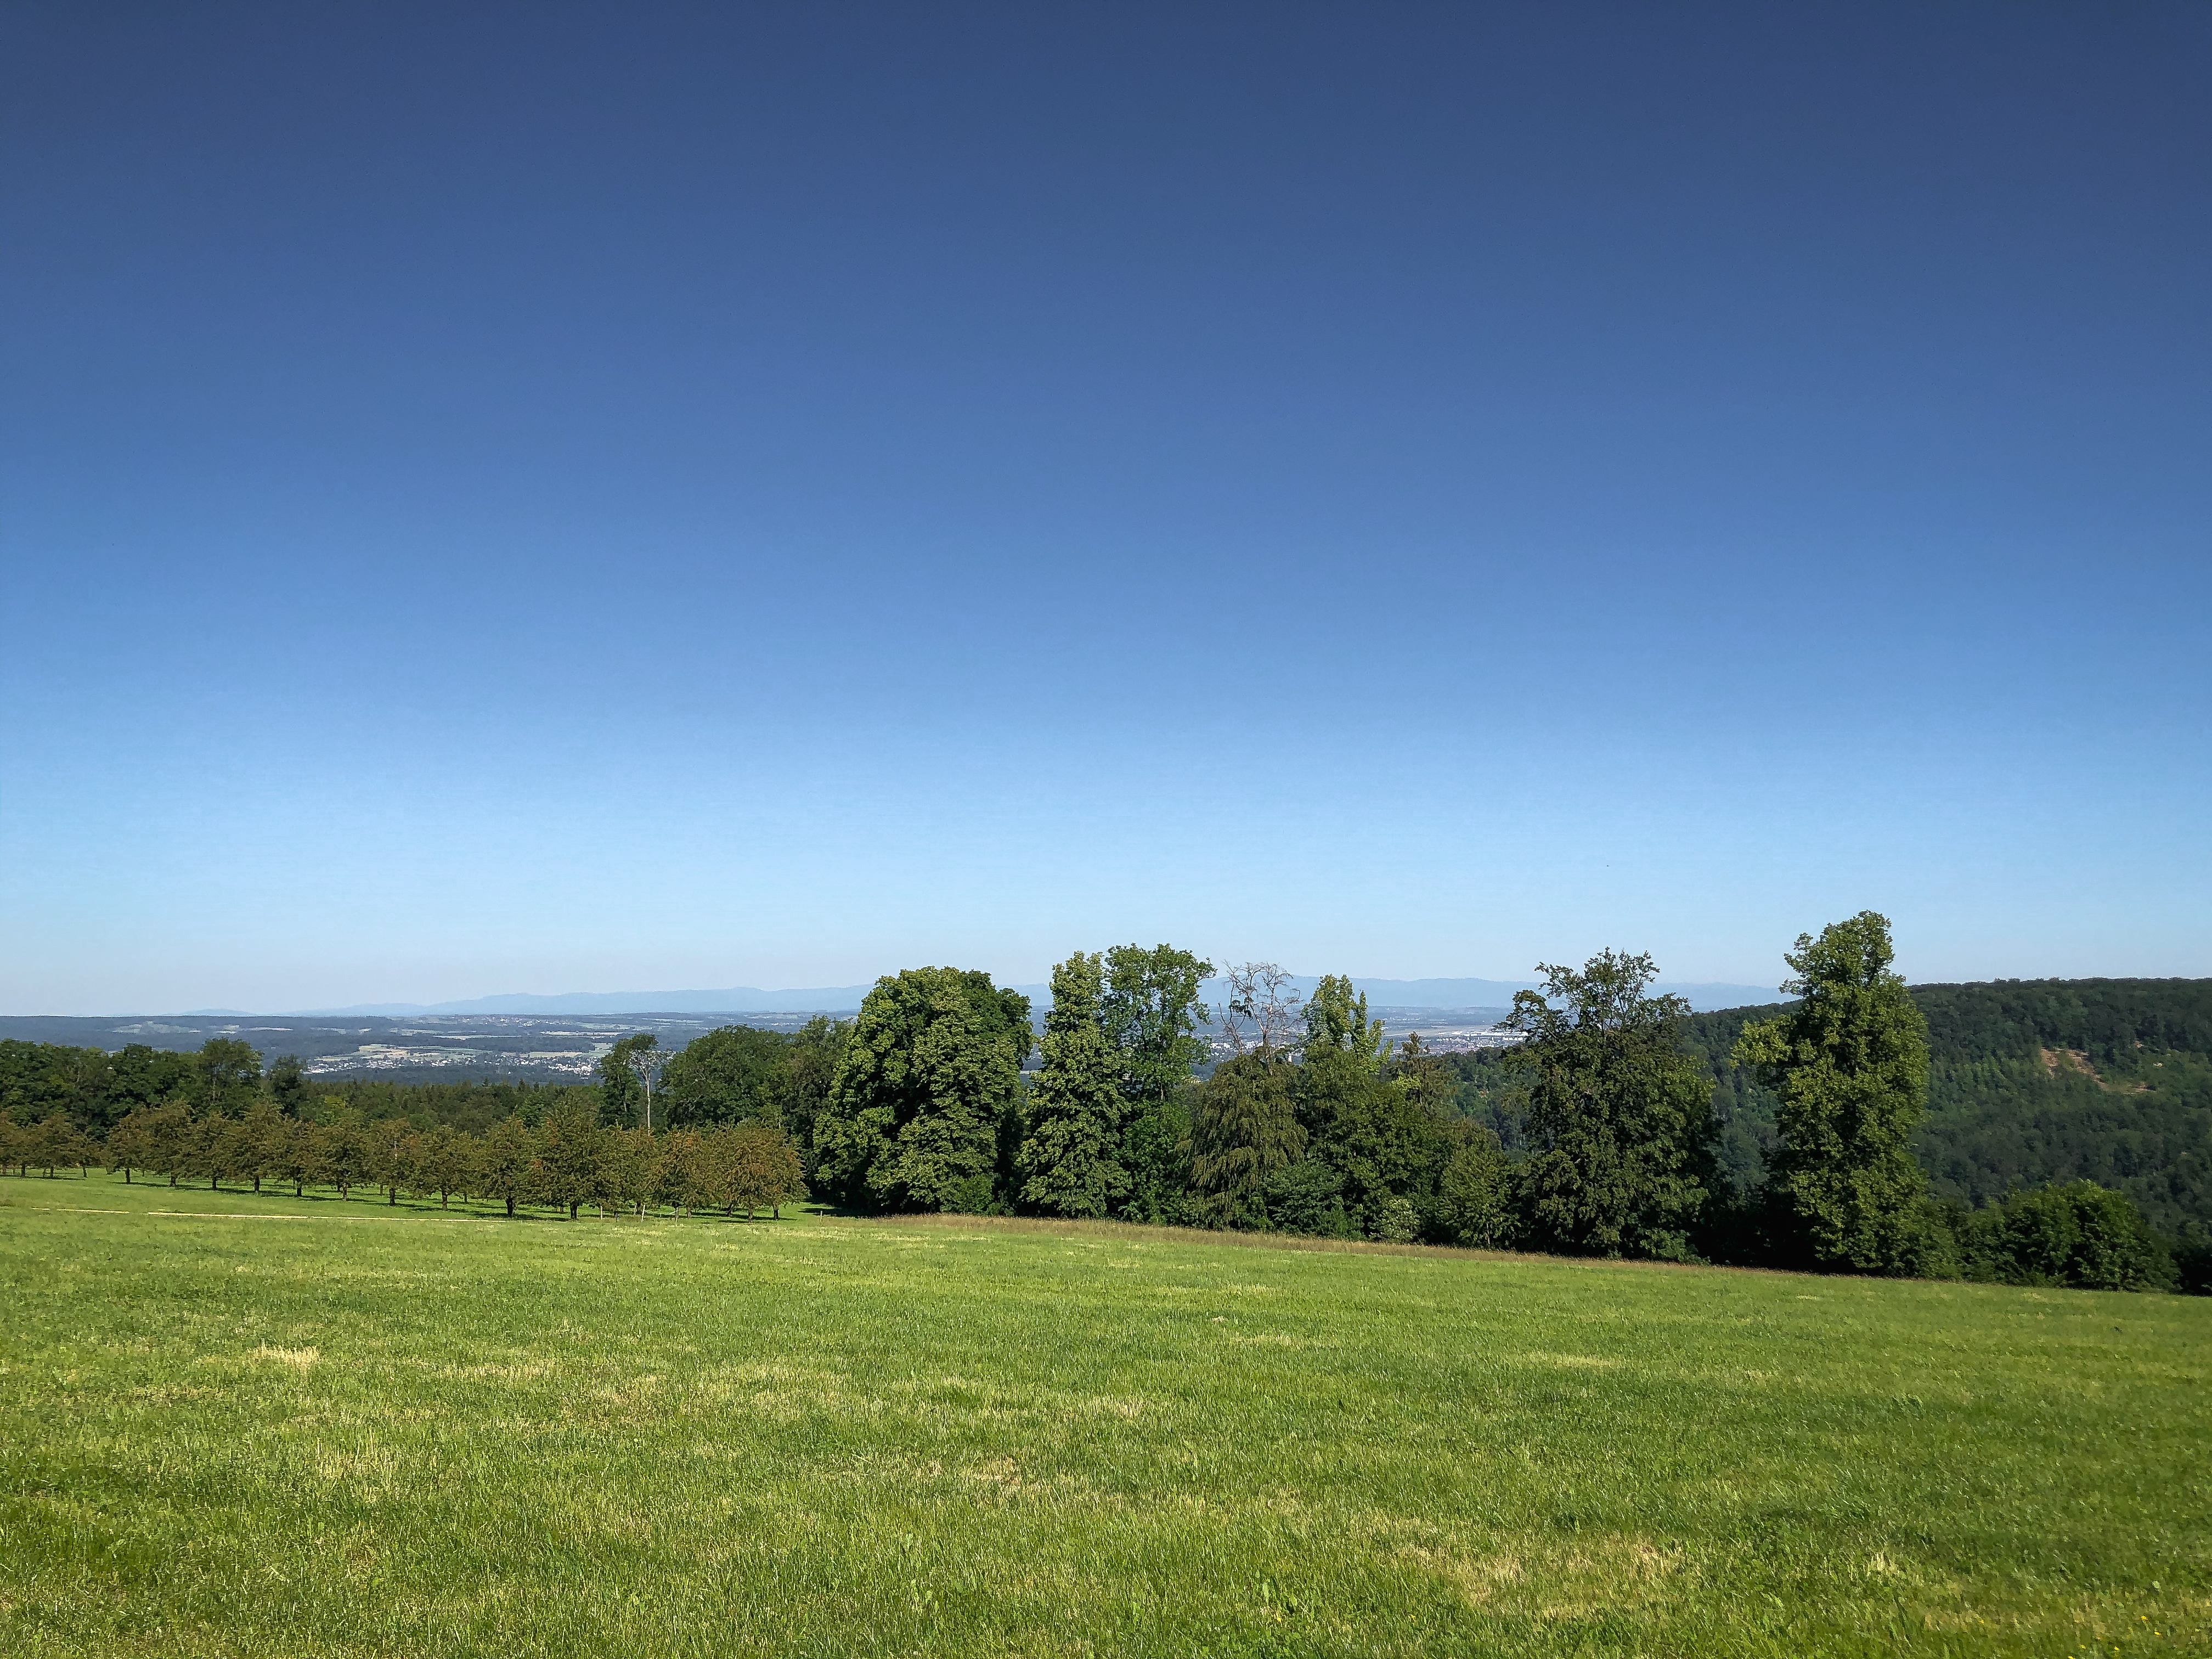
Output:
[3, 918, 2203, 1293]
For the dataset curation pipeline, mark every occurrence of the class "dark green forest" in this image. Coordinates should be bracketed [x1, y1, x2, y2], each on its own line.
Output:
[1672, 977, 2212, 1232]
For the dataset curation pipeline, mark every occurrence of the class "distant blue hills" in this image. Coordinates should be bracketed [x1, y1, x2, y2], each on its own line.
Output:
[292, 975, 1780, 1018]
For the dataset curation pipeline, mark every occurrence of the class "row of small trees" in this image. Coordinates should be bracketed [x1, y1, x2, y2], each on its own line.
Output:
[1, 1099, 805, 1222]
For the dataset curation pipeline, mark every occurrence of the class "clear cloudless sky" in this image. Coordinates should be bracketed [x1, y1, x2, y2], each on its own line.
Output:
[3, 1, 2208, 1015]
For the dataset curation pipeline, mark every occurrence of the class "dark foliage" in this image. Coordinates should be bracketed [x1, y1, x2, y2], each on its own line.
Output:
[1684, 978, 2212, 1234]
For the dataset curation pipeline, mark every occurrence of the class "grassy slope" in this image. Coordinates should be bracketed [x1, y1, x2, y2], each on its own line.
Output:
[2, 1177, 2207, 1658]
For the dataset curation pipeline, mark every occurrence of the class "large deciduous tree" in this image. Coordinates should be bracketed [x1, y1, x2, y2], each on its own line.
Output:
[193, 1038, 263, 1116]
[660, 1025, 791, 1128]
[1296, 975, 1446, 1236]
[1101, 944, 1211, 1222]
[778, 1015, 850, 1176]
[1508, 950, 1717, 1261]
[106, 1045, 194, 1119]
[1019, 952, 1128, 1218]
[814, 968, 1030, 1213]
[266, 1053, 309, 1115]
[1734, 911, 1931, 1274]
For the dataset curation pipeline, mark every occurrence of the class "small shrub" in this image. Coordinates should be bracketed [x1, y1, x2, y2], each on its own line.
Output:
[1961, 1182, 2170, 1291]
[1262, 1161, 1353, 1238]
[1368, 1196, 1419, 1243]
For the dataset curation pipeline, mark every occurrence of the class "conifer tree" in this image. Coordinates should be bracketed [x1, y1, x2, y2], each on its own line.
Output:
[1018, 952, 1129, 1218]
[1190, 1054, 1304, 1228]
[1735, 912, 1931, 1274]
[1297, 976, 1441, 1235]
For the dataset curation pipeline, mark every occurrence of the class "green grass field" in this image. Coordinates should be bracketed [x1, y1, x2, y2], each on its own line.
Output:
[2, 1175, 2207, 1657]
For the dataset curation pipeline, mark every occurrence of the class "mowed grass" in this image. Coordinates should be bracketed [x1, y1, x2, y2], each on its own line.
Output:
[2, 1176, 2207, 1658]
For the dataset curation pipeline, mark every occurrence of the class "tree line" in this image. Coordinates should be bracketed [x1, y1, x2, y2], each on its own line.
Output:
[3, 920, 2203, 1291]
[2, 1094, 806, 1222]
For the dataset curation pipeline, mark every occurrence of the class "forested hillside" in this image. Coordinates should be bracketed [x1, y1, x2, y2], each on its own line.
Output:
[1679, 978, 2212, 1231]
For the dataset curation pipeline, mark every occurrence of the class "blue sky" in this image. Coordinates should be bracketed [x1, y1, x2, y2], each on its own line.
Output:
[3, 2, 2207, 1015]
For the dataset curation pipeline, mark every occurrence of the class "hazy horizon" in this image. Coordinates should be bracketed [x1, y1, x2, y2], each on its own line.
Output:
[15, 971, 1791, 1022]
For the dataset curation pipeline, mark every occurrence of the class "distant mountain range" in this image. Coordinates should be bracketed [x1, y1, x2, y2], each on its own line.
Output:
[289, 975, 1780, 1018]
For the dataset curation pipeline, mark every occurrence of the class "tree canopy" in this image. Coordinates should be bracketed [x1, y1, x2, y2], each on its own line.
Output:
[1735, 911, 1931, 1273]
[1507, 950, 1717, 1261]
[814, 968, 1031, 1213]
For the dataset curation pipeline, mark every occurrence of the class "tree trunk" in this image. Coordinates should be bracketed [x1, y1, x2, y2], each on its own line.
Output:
[568, 1200, 580, 1220]
[254, 1175, 262, 1193]
[124, 1168, 132, 1184]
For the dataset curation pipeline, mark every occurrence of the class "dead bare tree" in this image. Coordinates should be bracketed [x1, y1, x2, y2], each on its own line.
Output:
[607, 1034, 673, 1133]
[1218, 962, 1305, 1058]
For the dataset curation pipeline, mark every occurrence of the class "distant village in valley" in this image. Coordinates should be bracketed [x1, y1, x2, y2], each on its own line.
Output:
[0, 1006, 1530, 1086]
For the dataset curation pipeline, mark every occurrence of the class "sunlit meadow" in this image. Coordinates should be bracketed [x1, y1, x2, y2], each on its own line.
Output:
[2, 1176, 2205, 1657]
